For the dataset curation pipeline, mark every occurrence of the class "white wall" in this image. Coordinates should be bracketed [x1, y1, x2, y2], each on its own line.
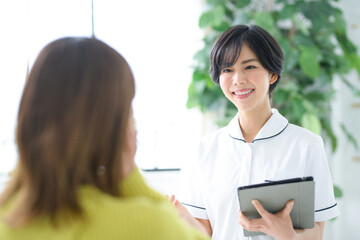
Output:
[324, 0, 360, 239]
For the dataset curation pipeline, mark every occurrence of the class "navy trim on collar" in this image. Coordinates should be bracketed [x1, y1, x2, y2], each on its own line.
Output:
[253, 123, 289, 143]
[227, 109, 289, 143]
[228, 134, 246, 143]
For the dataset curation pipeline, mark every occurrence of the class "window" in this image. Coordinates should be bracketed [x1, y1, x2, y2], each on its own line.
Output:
[0, 0, 204, 179]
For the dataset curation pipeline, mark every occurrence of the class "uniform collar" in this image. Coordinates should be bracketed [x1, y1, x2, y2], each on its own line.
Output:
[227, 108, 289, 143]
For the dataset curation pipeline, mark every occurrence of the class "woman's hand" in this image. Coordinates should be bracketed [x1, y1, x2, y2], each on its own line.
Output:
[167, 194, 195, 223]
[239, 199, 297, 240]
[121, 111, 137, 179]
[167, 194, 212, 236]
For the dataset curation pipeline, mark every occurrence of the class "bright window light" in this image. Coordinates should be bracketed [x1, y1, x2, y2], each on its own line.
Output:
[0, 0, 204, 177]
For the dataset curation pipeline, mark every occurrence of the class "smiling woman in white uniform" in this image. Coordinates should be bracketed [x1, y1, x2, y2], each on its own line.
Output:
[171, 25, 340, 240]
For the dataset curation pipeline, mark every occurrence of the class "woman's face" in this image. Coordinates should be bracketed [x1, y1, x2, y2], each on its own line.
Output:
[219, 44, 277, 114]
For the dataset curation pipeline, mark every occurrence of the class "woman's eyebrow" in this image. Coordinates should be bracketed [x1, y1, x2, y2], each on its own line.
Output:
[241, 58, 258, 64]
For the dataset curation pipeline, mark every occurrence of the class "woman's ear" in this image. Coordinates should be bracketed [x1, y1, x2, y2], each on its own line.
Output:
[269, 73, 278, 84]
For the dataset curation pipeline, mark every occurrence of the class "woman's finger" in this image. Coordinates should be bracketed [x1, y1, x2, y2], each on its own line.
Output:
[252, 200, 269, 217]
[239, 212, 264, 232]
[238, 211, 250, 225]
[242, 224, 263, 232]
[281, 200, 294, 216]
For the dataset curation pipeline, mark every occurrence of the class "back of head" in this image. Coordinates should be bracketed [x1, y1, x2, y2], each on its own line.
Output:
[1, 37, 135, 226]
[209, 24, 284, 97]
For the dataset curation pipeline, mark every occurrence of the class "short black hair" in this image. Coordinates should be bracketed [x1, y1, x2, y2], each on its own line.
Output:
[209, 25, 284, 97]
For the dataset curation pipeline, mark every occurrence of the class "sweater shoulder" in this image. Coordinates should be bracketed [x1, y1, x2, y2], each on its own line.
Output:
[79, 193, 206, 239]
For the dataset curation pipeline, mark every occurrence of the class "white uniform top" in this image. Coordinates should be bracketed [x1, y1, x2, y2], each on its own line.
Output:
[182, 109, 340, 240]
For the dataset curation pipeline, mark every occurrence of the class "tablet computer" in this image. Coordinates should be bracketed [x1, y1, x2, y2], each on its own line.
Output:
[237, 176, 315, 237]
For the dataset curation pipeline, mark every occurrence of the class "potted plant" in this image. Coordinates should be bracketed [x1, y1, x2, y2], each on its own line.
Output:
[187, 0, 360, 198]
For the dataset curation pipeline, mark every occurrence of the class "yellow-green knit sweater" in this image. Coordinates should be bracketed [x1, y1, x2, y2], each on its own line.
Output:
[0, 168, 210, 240]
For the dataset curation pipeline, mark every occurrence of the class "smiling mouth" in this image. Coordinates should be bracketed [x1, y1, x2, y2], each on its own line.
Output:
[233, 89, 254, 96]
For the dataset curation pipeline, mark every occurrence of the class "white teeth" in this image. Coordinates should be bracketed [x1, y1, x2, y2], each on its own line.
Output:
[234, 89, 253, 96]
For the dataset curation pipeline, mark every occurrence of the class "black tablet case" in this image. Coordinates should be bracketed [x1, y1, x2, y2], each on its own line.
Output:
[237, 177, 315, 237]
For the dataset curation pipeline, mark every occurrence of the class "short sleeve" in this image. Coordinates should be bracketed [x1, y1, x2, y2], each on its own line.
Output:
[305, 135, 340, 222]
[179, 141, 208, 220]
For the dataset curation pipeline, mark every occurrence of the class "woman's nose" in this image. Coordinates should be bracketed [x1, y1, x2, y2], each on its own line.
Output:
[232, 70, 245, 85]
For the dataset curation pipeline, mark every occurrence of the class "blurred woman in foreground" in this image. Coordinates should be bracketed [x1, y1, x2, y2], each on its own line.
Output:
[0, 37, 209, 240]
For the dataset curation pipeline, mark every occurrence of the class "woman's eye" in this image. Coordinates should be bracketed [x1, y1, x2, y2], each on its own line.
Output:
[222, 68, 232, 73]
[245, 66, 256, 70]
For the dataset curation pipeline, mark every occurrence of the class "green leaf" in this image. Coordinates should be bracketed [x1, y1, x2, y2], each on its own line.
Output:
[340, 46, 360, 75]
[284, 48, 299, 72]
[273, 88, 289, 106]
[203, 32, 219, 45]
[301, 113, 322, 135]
[340, 76, 360, 97]
[333, 8, 347, 34]
[193, 69, 206, 82]
[318, 69, 332, 86]
[225, 103, 238, 117]
[193, 69, 210, 82]
[335, 26, 360, 75]
[278, 37, 299, 72]
[234, 0, 251, 8]
[305, 90, 333, 102]
[193, 50, 206, 62]
[199, 6, 226, 28]
[334, 54, 352, 74]
[279, 79, 299, 92]
[253, 12, 280, 39]
[208, 0, 225, 4]
[336, 32, 357, 54]
[194, 80, 207, 93]
[193, 48, 210, 68]
[300, 2, 334, 31]
[323, 120, 338, 152]
[293, 33, 315, 47]
[297, 21, 310, 36]
[205, 74, 215, 88]
[299, 47, 321, 79]
[186, 83, 200, 109]
[302, 99, 317, 114]
[211, 5, 226, 27]
[278, 4, 297, 20]
[199, 11, 214, 28]
[200, 87, 224, 111]
[340, 123, 360, 150]
[212, 21, 231, 32]
[349, 55, 360, 76]
[216, 116, 232, 127]
[224, 7, 234, 21]
[291, 94, 305, 120]
[334, 185, 343, 198]
[315, 30, 335, 50]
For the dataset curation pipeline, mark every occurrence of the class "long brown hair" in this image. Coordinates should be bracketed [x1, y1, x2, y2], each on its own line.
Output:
[0, 37, 135, 226]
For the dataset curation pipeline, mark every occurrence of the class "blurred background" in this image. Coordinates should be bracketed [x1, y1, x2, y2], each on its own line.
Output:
[0, 0, 359, 239]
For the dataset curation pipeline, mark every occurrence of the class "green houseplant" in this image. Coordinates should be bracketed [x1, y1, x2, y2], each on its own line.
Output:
[187, 0, 360, 198]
